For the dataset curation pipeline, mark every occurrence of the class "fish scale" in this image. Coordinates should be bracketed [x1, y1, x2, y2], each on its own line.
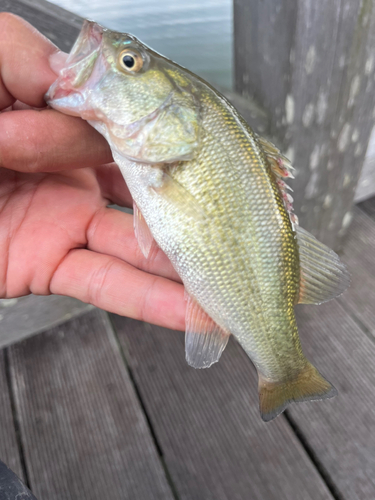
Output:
[46, 20, 350, 421]
[133, 87, 303, 379]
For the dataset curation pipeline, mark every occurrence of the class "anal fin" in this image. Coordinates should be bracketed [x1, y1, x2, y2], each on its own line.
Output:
[185, 292, 230, 369]
[133, 202, 157, 259]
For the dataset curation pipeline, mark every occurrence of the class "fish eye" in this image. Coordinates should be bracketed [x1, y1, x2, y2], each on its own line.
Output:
[119, 49, 143, 72]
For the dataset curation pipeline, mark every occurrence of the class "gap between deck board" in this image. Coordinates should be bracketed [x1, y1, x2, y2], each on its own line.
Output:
[0, 350, 24, 482]
[336, 204, 375, 341]
[112, 315, 334, 500]
[7, 309, 175, 500]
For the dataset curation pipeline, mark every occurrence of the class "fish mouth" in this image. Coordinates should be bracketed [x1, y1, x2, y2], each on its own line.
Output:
[45, 20, 104, 116]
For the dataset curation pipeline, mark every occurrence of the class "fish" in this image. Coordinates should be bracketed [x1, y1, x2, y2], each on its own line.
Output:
[46, 21, 350, 422]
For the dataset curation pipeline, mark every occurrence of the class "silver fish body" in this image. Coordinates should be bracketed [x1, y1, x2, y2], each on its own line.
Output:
[47, 21, 350, 421]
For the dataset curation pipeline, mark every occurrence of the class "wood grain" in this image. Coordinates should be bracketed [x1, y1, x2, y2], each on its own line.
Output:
[0, 350, 24, 482]
[337, 206, 375, 335]
[0, 296, 92, 349]
[8, 310, 174, 500]
[112, 315, 334, 500]
[355, 128, 375, 202]
[234, 0, 375, 249]
[358, 195, 375, 219]
[290, 299, 375, 500]
[289, 206, 375, 499]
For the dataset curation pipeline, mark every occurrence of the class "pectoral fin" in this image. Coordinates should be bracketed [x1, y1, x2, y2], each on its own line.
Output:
[185, 293, 231, 369]
[296, 226, 351, 304]
[133, 202, 157, 259]
[150, 169, 207, 220]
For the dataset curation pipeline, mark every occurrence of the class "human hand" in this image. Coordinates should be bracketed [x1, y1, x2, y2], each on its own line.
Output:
[0, 13, 185, 331]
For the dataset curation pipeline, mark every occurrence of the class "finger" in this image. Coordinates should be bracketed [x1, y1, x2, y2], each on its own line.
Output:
[0, 108, 112, 172]
[94, 163, 133, 207]
[87, 207, 181, 282]
[49, 248, 186, 331]
[0, 13, 60, 109]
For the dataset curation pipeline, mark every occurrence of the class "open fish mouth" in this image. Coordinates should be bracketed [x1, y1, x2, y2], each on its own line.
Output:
[45, 21, 104, 116]
[66, 20, 103, 66]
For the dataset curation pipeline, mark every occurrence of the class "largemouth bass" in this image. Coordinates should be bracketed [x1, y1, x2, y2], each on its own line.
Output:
[46, 21, 350, 421]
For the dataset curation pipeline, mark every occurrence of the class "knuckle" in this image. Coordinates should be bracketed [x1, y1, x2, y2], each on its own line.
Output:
[0, 112, 40, 172]
[139, 276, 157, 323]
[87, 259, 115, 306]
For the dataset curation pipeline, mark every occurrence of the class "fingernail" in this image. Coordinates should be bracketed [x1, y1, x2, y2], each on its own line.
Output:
[49, 50, 69, 75]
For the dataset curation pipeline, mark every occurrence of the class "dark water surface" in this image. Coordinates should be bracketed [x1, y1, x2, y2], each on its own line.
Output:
[50, 0, 233, 89]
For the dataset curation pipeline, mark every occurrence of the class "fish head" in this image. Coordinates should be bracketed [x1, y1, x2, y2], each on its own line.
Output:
[46, 21, 201, 163]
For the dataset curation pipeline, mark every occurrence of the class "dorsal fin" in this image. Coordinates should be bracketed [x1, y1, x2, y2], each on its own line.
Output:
[296, 226, 351, 304]
[257, 135, 298, 226]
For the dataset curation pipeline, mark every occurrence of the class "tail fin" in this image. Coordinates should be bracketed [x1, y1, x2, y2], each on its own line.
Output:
[258, 362, 337, 422]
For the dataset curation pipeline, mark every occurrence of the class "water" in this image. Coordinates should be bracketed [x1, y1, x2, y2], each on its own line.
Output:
[50, 0, 233, 89]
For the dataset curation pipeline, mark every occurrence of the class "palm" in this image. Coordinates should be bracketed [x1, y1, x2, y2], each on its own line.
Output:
[0, 166, 104, 296]
[0, 162, 184, 330]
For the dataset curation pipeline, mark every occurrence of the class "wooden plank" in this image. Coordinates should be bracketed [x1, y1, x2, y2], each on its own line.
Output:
[355, 156, 375, 203]
[289, 299, 375, 500]
[358, 194, 375, 219]
[234, 0, 375, 250]
[112, 315, 334, 500]
[0, 350, 24, 482]
[0, 296, 92, 349]
[288, 206, 375, 499]
[8, 310, 174, 500]
[336, 206, 375, 334]
[355, 127, 375, 202]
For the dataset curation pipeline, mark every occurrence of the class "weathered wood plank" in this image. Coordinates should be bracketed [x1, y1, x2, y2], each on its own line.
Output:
[0, 296, 92, 349]
[234, 0, 375, 249]
[112, 315, 334, 500]
[358, 194, 375, 219]
[0, 350, 24, 482]
[8, 310, 174, 500]
[288, 206, 375, 499]
[289, 299, 375, 500]
[336, 206, 375, 335]
[355, 127, 375, 202]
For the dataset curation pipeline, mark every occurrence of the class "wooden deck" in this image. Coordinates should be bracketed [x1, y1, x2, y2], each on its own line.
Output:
[2, 0, 375, 498]
[0, 198, 375, 499]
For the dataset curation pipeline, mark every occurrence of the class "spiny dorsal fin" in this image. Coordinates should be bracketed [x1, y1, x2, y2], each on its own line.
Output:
[257, 135, 298, 226]
[185, 292, 231, 369]
[296, 226, 351, 304]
